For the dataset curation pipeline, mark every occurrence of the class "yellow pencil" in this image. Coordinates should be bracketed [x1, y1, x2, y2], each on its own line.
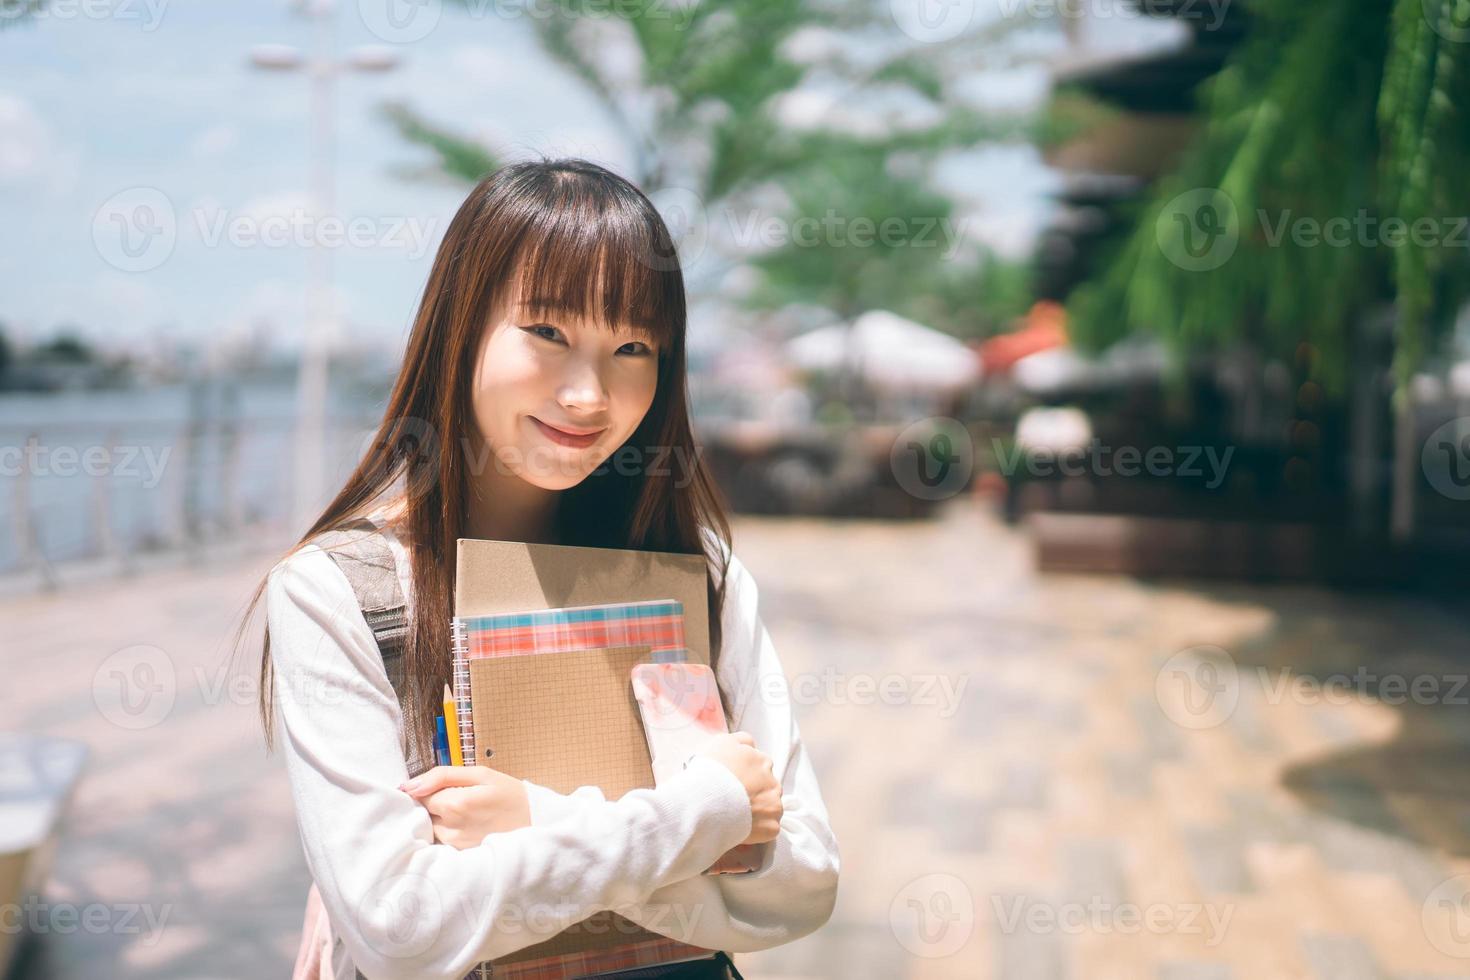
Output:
[443, 683, 464, 766]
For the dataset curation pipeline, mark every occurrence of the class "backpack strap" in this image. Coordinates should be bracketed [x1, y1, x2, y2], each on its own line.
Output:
[314, 517, 435, 779]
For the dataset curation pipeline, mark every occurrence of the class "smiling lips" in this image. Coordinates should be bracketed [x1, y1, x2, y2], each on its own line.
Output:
[531, 416, 606, 448]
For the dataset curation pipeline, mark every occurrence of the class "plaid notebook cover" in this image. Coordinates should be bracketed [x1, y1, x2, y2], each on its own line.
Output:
[450, 600, 717, 980]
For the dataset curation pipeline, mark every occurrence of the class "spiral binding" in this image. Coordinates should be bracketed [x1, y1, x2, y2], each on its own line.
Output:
[450, 617, 477, 768]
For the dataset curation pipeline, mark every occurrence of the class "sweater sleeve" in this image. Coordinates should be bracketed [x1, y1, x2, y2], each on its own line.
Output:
[516, 549, 842, 953]
[266, 544, 754, 980]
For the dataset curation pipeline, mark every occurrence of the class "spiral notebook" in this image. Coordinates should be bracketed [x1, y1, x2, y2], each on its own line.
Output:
[451, 537, 723, 980]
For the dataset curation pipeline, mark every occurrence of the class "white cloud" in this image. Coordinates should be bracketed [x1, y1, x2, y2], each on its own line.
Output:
[0, 93, 54, 181]
[189, 123, 240, 159]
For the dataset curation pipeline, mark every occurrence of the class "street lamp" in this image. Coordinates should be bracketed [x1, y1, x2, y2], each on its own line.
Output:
[247, 0, 401, 537]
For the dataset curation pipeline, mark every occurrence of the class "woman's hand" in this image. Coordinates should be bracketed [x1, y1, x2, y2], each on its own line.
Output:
[398, 766, 531, 849]
[694, 731, 783, 846]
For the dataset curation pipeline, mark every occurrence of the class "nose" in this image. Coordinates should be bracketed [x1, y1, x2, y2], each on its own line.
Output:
[555, 356, 610, 418]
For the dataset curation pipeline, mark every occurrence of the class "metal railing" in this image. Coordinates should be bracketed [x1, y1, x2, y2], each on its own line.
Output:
[1, 412, 379, 590]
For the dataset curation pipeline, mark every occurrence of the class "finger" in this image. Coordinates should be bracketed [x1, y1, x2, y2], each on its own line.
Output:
[732, 731, 755, 746]
[422, 786, 473, 818]
[400, 766, 483, 796]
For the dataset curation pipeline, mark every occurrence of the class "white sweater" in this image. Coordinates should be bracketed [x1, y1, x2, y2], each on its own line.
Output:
[266, 519, 841, 980]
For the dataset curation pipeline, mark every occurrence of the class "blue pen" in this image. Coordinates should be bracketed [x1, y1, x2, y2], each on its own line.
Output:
[434, 714, 450, 766]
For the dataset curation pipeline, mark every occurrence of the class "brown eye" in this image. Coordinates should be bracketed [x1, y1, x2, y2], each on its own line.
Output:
[523, 324, 564, 343]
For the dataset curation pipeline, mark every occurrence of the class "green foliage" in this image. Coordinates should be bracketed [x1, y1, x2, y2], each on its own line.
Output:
[391, 0, 1040, 338]
[35, 332, 94, 363]
[379, 101, 501, 184]
[1065, 0, 1470, 394]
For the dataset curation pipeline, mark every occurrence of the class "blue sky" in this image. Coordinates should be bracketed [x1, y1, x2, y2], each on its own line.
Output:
[0, 0, 1151, 359]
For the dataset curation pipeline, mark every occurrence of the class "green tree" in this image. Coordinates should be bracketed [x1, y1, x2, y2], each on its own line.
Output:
[1065, 0, 1469, 391]
[383, 0, 1039, 336]
[1062, 0, 1470, 536]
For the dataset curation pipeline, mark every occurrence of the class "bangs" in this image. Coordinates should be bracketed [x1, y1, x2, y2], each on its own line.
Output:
[499, 188, 683, 350]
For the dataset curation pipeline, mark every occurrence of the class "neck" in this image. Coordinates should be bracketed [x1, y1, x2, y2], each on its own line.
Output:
[462, 441, 562, 546]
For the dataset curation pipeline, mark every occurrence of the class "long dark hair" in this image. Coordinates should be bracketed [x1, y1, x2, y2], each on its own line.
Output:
[234, 157, 735, 759]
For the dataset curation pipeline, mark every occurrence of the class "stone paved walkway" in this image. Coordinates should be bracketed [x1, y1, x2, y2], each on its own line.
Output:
[5, 499, 1470, 978]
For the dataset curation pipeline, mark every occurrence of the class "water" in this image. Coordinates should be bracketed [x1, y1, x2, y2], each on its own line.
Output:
[0, 379, 386, 573]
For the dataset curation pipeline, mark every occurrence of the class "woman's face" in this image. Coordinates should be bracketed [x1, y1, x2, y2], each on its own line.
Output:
[469, 287, 661, 490]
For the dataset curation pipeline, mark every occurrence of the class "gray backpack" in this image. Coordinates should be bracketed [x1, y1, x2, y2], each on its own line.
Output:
[314, 517, 437, 780]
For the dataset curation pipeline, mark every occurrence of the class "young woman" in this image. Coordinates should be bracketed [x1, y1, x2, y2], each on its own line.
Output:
[239, 158, 840, 980]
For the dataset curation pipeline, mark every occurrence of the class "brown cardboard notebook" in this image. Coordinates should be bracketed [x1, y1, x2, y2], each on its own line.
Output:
[466, 644, 656, 799]
[453, 538, 715, 969]
[454, 537, 711, 666]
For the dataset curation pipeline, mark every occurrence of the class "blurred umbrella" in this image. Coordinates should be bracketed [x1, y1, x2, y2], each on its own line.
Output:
[978, 300, 1068, 374]
[786, 309, 980, 393]
[1012, 335, 1169, 397]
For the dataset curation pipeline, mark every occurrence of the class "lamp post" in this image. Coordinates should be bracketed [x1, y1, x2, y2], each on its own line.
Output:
[248, 0, 399, 537]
